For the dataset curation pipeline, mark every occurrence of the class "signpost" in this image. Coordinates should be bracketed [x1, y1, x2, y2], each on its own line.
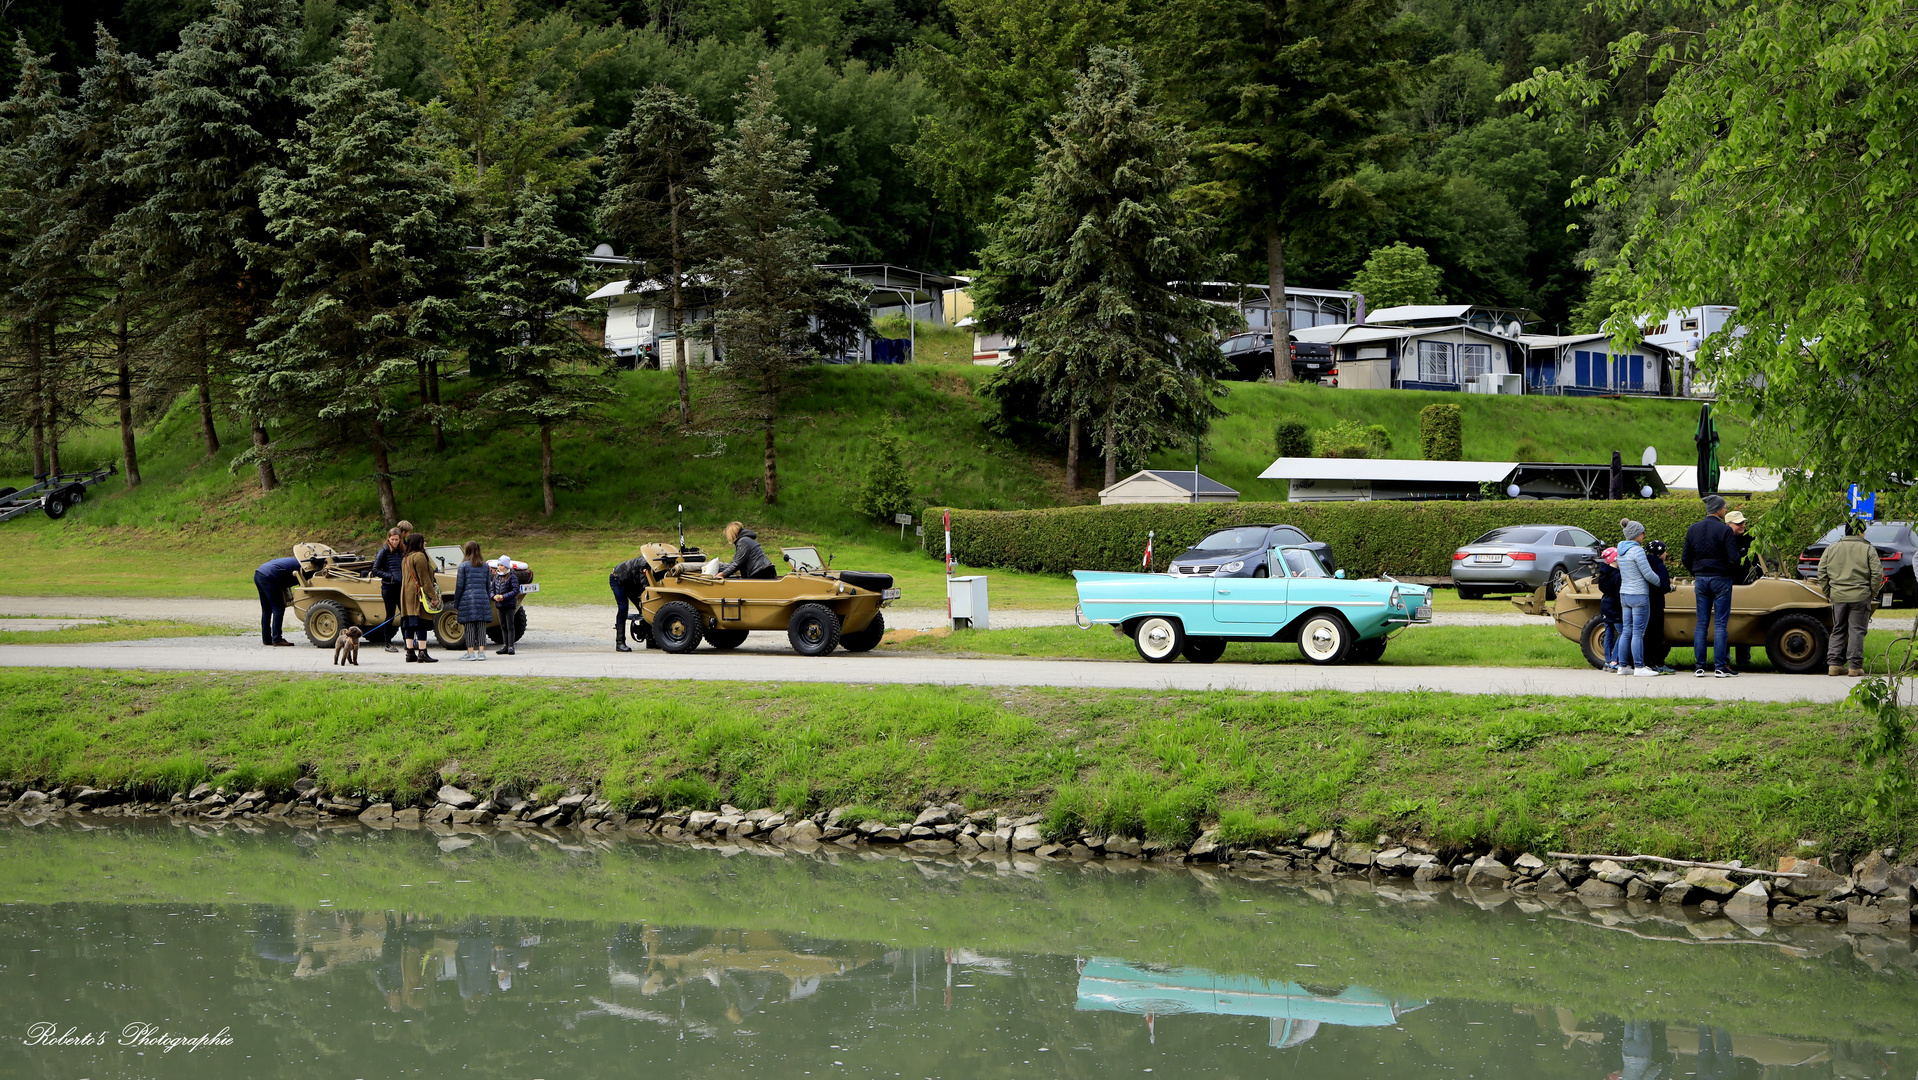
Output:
[943, 509, 954, 625]
[894, 511, 913, 542]
[1849, 484, 1877, 521]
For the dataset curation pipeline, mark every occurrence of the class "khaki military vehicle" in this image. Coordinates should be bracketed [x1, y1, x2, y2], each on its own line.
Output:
[1513, 564, 1834, 673]
[287, 542, 528, 650]
[631, 543, 898, 656]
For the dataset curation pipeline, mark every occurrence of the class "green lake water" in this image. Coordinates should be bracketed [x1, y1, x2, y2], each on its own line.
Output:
[0, 820, 1913, 1079]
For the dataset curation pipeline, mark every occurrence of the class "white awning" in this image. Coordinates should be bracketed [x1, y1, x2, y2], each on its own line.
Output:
[1259, 457, 1516, 483]
[585, 279, 630, 301]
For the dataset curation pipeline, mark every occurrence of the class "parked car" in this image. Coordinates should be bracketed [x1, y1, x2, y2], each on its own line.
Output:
[1076, 547, 1432, 664]
[1796, 521, 1916, 605]
[1219, 332, 1333, 382]
[1451, 524, 1602, 600]
[1167, 523, 1337, 578]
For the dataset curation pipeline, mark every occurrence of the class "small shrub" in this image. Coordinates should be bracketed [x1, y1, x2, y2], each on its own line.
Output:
[1273, 416, 1311, 458]
[1420, 403, 1463, 460]
[660, 774, 719, 810]
[1312, 419, 1372, 459]
[856, 419, 914, 523]
[1364, 424, 1394, 457]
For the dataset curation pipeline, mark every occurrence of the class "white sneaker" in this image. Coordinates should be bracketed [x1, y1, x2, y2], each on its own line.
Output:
[476, 651, 488, 660]
[1616, 665, 1633, 675]
[1633, 667, 1659, 677]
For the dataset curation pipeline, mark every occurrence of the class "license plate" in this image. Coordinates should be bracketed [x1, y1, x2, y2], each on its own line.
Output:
[519, 583, 540, 593]
[881, 588, 902, 600]
[1472, 554, 1501, 564]
[1414, 605, 1433, 621]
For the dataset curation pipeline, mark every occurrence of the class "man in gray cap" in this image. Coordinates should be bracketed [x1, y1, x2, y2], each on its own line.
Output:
[1817, 516, 1883, 676]
[1681, 494, 1741, 676]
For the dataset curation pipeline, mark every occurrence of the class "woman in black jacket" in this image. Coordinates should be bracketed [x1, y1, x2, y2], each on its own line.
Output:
[371, 524, 409, 652]
[718, 522, 777, 579]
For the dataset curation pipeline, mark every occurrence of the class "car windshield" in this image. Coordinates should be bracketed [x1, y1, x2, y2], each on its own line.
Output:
[1820, 524, 1909, 544]
[1472, 528, 1548, 545]
[1193, 527, 1269, 551]
[1278, 548, 1328, 578]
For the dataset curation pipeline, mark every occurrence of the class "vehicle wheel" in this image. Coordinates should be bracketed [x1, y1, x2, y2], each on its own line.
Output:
[42, 493, 67, 519]
[1347, 637, 1388, 664]
[485, 607, 529, 644]
[1296, 612, 1354, 665]
[1546, 565, 1572, 600]
[629, 616, 651, 645]
[433, 609, 464, 649]
[652, 601, 706, 653]
[1181, 636, 1226, 664]
[60, 484, 83, 506]
[1455, 585, 1482, 601]
[787, 603, 841, 657]
[1132, 616, 1185, 663]
[705, 627, 750, 651]
[1764, 613, 1828, 675]
[0, 487, 16, 502]
[303, 600, 349, 648]
[838, 612, 885, 653]
[1578, 617, 1611, 670]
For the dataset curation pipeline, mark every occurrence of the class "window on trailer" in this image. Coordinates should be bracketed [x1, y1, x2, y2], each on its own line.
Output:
[1417, 340, 1453, 382]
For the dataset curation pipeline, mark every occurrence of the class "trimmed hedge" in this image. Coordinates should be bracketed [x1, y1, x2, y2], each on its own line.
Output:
[923, 496, 1783, 578]
[1420, 403, 1462, 461]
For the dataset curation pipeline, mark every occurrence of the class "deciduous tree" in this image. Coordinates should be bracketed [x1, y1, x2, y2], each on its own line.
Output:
[1348, 242, 1445, 309]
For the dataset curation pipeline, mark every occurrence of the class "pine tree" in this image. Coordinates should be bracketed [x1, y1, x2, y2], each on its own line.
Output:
[239, 20, 464, 526]
[113, 0, 307, 487]
[856, 418, 913, 523]
[1154, 0, 1414, 382]
[597, 84, 714, 426]
[972, 47, 1233, 490]
[694, 68, 867, 506]
[466, 194, 614, 518]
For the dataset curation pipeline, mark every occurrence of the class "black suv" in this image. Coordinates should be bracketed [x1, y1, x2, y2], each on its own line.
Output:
[1219, 333, 1333, 382]
[1165, 524, 1337, 579]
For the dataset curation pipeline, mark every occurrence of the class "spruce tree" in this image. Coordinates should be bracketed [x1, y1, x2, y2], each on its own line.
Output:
[694, 68, 867, 506]
[114, 0, 307, 484]
[240, 20, 463, 526]
[597, 84, 714, 426]
[972, 47, 1232, 489]
[466, 194, 613, 518]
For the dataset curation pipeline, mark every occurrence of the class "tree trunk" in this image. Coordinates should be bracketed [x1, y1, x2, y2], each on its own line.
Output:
[251, 415, 278, 491]
[417, 358, 429, 405]
[370, 418, 399, 527]
[670, 192, 690, 423]
[1103, 411, 1118, 489]
[539, 423, 556, 517]
[44, 320, 62, 475]
[429, 356, 446, 451]
[1065, 415, 1081, 492]
[763, 417, 778, 504]
[196, 334, 219, 455]
[27, 322, 46, 477]
[116, 296, 140, 488]
[1268, 222, 1292, 382]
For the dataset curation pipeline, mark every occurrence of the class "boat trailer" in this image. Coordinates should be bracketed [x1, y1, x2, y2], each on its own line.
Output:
[0, 464, 118, 523]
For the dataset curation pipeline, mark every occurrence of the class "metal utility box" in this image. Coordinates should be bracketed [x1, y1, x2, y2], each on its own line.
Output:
[948, 576, 990, 630]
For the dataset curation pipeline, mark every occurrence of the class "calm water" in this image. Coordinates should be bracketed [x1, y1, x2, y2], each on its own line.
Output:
[1, 820, 1913, 1079]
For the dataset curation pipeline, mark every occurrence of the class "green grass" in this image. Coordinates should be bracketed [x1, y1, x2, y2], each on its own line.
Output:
[0, 668, 1905, 862]
[1153, 381, 1753, 500]
[0, 619, 230, 644]
[885, 624, 1907, 672]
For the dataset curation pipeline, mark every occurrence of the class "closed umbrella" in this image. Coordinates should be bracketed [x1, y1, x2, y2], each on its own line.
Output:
[1694, 403, 1720, 497]
[1608, 450, 1623, 501]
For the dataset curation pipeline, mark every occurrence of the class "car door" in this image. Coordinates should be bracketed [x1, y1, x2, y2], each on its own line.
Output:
[1214, 548, 1290, 625]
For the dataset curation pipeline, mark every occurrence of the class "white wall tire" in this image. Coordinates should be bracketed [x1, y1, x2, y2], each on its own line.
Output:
[1132, 617, 1185, 663]
[1296, 613, 1353, 665]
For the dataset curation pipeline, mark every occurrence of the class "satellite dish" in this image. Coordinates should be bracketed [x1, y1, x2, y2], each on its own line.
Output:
[1641, 446, 1658, 467]
[592, 242, 616, 258]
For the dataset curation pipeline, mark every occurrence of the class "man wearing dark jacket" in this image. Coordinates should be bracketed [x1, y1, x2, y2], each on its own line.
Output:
[1682, 494, 1742, 676]
[610, 554, 653, 653]
[1644, 539, 1676, 670]
[254, 555, 303, 647]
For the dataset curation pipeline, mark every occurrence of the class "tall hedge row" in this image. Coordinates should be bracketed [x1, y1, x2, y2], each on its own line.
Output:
[923, 496, 1781, 578]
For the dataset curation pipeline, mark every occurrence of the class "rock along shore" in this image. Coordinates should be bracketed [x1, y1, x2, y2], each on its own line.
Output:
[4, 780, 1913, 938]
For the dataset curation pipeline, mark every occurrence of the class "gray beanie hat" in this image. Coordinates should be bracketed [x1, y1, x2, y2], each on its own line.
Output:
[1621, 519, 1645, 541]
[1702, 494, 1728, 514]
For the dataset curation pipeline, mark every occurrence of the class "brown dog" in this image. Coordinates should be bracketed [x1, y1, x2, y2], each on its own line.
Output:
[334, 626, 362, 667]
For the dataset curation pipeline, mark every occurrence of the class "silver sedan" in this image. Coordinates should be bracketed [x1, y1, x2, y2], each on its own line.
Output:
[1451, 524, 1602, 599]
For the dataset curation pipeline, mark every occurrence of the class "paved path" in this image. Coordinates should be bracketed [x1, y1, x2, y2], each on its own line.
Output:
[0, 632, 1866, 703]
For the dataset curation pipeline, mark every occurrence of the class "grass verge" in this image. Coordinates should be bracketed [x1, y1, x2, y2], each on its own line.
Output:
[0, 619, 230, 645]
[0, 668, 1906, 861]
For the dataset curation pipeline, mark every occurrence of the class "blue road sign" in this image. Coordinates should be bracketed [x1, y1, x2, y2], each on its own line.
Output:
[1849, 484, 1877, 521]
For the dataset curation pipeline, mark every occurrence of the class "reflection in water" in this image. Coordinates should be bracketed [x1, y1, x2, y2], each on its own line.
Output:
[1075, 957, 1425, 1047]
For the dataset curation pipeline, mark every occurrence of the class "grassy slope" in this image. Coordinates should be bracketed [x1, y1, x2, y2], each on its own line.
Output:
[2, 825, 1912, 1043]
[0, 668, 1902, 863]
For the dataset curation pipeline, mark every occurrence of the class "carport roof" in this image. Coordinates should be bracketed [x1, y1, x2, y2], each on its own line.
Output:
[1259, 458, 1516, 483]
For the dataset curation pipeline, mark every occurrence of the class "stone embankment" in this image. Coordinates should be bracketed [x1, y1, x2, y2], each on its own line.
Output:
[4, 781, 1912, 933]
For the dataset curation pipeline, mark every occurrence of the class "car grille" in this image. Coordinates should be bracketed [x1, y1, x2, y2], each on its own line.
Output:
[1175, 564, 1219, 575]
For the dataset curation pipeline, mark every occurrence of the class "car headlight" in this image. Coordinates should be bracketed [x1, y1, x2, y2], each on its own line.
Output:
[1221, 561, 1244, 573]
[1390, 587, 1402, 608]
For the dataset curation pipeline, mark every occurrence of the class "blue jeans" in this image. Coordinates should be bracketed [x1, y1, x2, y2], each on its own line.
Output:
[1603, 618, 1624, 666]
[254, 572, 286, 644]
[1693, 575, 1734, 670]
[1622, 594, 1650, 669]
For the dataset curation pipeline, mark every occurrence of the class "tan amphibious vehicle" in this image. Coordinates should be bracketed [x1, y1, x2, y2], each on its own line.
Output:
[631, 543, 899, 656]
[287, 542, 527, 651]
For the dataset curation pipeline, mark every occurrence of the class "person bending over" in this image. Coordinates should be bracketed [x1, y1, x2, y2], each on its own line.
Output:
[718, 522, 777, 580]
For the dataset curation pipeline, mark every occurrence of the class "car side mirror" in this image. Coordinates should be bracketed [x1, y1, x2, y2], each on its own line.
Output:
[1334, 569, 1346, 579]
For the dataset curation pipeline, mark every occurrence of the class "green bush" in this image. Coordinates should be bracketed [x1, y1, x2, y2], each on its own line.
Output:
[1313, 419, 1373, 458]
[1420, 403, 1462, 460]
[923, 496, 1778, 577]
[856, 419, 914, 522]
[1273, 416, 1311, 458]
[1365, 424, 1394, 457]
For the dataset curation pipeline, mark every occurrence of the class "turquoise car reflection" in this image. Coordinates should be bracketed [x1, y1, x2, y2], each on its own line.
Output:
[1076, 957, 1427, 1048]
[1073, 545, 1433, 664]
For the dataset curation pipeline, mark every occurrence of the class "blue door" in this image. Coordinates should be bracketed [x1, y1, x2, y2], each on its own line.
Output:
[1213, 551, 1289, 625]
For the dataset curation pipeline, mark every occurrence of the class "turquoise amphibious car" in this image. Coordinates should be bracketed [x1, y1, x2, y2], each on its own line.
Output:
[1073, 545, 1433, 664]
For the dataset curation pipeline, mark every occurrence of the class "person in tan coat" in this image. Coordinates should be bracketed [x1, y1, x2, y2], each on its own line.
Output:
[1817, 517, 1883, 676]
[399, 532, 441, 664]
